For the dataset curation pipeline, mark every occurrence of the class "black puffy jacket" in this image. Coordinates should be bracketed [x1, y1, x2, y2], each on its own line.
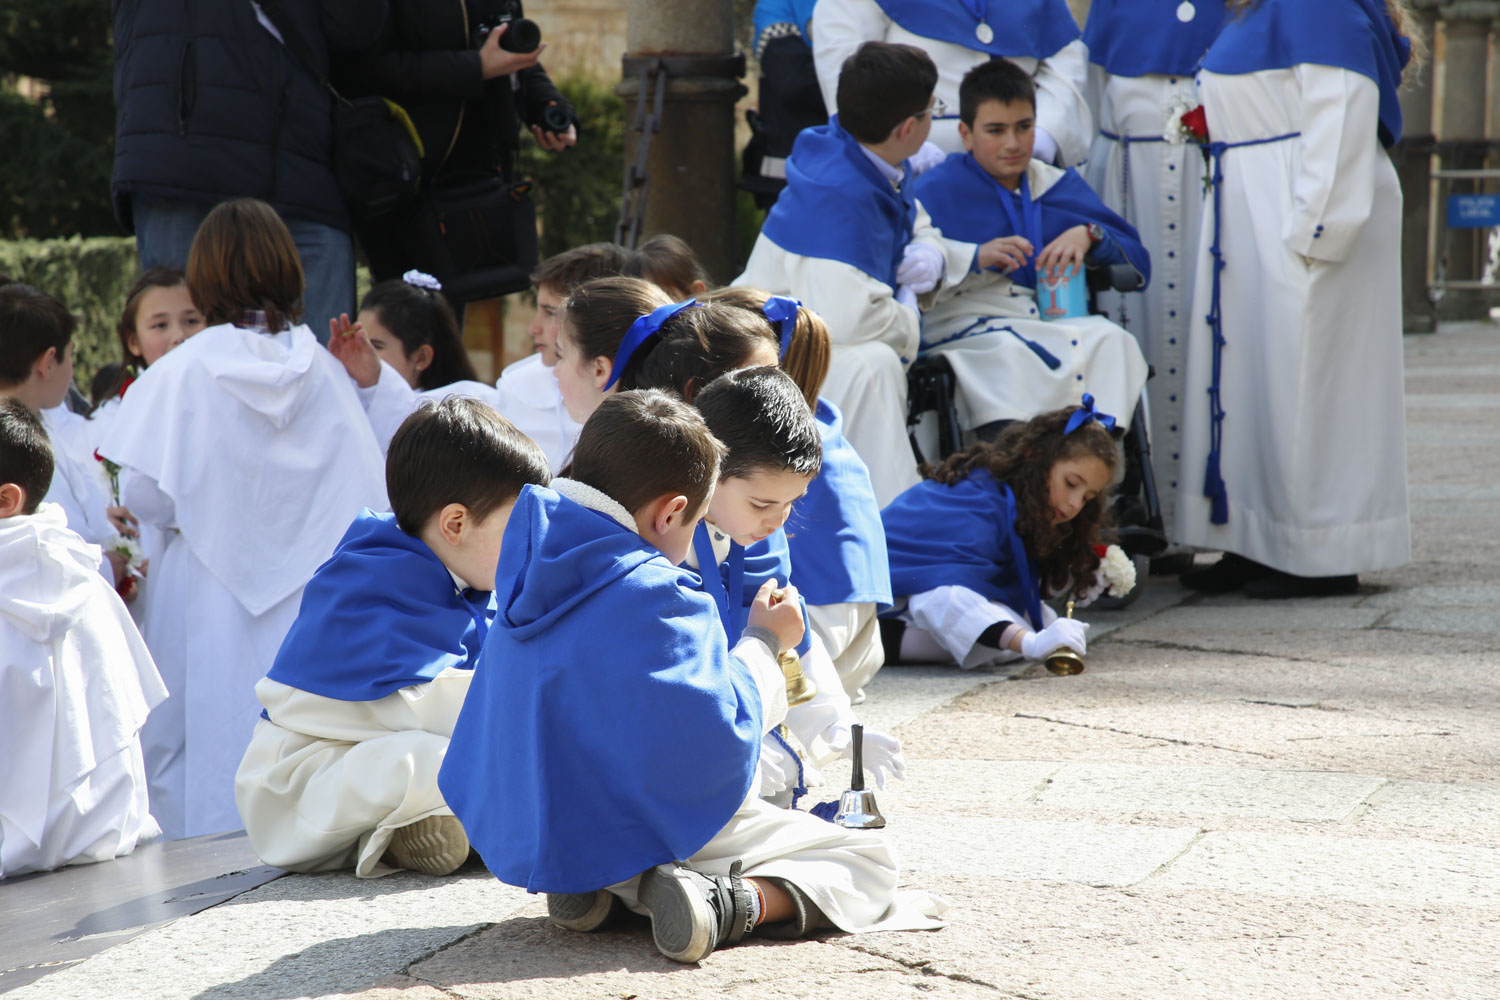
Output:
[110, 0, 387, 233]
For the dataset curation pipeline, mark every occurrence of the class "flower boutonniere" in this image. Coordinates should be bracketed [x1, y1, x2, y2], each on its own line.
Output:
[1093, 543, 1137, 598]
[1164, 97, 1210, 146]
[108, 532, 146, 600]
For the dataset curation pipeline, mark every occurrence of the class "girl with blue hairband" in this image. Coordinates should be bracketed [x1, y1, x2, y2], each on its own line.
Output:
[880, 401, 1118, 671]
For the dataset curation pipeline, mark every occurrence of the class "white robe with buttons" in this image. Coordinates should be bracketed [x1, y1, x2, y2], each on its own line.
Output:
[1175, 65, 1410, 575]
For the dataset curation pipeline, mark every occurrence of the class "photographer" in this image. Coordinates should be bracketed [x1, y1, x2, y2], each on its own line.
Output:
[347, 0, 578, 285]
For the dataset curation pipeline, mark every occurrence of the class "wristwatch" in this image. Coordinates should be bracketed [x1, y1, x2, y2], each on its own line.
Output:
[1086, 223, 1105, 245]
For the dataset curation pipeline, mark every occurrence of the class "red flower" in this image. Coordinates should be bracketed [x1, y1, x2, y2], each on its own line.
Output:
[1181, 105, 1209, 141]
[118, 375, 136, 398]
[1093, 544, 1108, 558]
[117, 575, 137, 600]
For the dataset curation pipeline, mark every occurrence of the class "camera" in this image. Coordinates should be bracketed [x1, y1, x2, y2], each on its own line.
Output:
[540, 103, 571, 134]
[473, 14, 542, 53]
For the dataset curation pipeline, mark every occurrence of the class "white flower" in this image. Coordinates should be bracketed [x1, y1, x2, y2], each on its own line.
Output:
[1099, 544, 1137, 597]
[109, 532, 145, 568]
[1162, 95, 1196, 146]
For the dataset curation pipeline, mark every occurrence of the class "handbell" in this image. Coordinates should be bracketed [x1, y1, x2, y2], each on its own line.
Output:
[833, 724, 887, 829]
[1044, 598, 1086, 676]
[770, 586, 818, 706]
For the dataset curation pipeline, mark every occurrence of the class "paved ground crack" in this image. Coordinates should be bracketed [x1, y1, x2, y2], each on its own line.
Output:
[842, 943, 1021, 994]
[1012, 713, 1278, 758]
[1110, 638, 1325, 664]
[398, 922, 495, 982]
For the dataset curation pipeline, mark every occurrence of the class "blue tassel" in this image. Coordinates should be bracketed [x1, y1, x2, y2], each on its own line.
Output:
[809, 800, 840, 823]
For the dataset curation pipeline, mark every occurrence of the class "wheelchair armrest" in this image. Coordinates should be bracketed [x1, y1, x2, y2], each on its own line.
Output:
[1086, 262, 1147, 295]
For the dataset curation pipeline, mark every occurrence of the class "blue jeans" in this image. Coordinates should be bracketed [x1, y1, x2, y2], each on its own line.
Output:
[133, 195, 354, 345]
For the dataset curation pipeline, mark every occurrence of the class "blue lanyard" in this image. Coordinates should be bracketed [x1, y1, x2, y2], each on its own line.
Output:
[993, 174, 1044, 288]
[692, 521, 747, 640]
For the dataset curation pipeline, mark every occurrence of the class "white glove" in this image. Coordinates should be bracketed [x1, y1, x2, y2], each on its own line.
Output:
[827, 726, 906, 790]
[1020, 618, 1089, 660]
[758, 734, 795, 797]
[896, 242, 944, 294]
[895, 283, 919, 313]
[783, 699, 844, 755]
[908, 140, 948, 176]
[1032, 124, 1060, 165]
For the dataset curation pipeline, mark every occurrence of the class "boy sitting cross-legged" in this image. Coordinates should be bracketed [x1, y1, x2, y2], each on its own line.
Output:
[235, 397, 550, 877]
[439, 389, 944, 964]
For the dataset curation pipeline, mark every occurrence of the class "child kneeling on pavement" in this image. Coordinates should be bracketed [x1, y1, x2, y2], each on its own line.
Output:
[439, 389, 944, 963]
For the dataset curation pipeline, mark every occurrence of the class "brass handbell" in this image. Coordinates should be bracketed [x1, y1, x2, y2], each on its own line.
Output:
[770, 586, 818, 706]
[833, 724, 887, 829]
[1044, 599, 1086, 676]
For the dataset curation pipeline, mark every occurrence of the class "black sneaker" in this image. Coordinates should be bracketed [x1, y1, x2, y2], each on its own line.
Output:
[546, 889, 623, 932]
[637, 861, 755, 963]
[1179, 553, 1274, 593]
[1244, 572, 1358, 600]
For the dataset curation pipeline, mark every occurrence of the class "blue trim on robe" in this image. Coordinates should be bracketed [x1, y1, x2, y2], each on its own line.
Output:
[760, 115, 915, 289]
[872, 0, 1080, 60]
[914, 153, 1152, 290]
[438, 485, 762, 894]
[881, 469, 1044, 630]
[784, 399, 894, 609]
[1200, 0, 1410, 147]
[266, 510, 493, 702]
[1083, 0, 1227, 78]
[704, 523, 814, 658]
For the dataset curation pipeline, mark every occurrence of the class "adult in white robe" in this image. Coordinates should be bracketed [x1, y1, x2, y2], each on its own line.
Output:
[1177, 16, 1412, 581]
[98, 322, 388, 839]
[0, 503, 166, 877]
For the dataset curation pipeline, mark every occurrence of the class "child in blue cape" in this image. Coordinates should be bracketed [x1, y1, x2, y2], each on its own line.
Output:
[439, 390, 944, 964]
[234, 397, 550, 877]
[881, 401, 1118, 670]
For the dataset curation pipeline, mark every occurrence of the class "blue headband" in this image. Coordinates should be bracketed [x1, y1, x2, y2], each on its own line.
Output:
[1064, 393, 1117, 436]
[604, 299, 698, 390]
[762, 295, 801, 360]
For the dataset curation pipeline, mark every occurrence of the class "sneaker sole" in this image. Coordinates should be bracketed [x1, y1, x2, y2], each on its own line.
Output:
[638, 866, 716, 963]
[385, 814, 469, 876]
[547, 890, 620, 932]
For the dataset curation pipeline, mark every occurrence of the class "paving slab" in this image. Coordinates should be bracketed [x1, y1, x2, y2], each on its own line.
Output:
[1353, 780, 1500, 845]
[1360, 583, 1500, 608]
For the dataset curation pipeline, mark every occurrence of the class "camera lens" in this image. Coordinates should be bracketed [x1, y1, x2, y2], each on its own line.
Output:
[541, 104, 571, 133]
[499, 17, 542, 53]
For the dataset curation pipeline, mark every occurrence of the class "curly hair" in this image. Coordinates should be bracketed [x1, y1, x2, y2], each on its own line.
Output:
[924, 405, 1121, 594]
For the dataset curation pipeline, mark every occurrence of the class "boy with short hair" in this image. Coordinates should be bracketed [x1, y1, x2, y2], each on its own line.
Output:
[235, 396, 550, 877]
[440, 389, 943, 964]
[735, 41, 972, 506]
[0, 398, 166, 877]
[494, 242, 630, 471]
[912, 58, 1151, 439]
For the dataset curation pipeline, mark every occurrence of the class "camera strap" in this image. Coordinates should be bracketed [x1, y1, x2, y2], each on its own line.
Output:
[253, 0, 346, 105]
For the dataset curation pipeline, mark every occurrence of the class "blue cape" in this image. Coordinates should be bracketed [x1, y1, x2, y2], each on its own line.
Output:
[760, 116, 915, 289]
[1200, 0, 1410, 147]
[438, 486, 763, 894]
[873, 0, 1080, 59]
[266, 510, 493, 702]
[784, 399, 893, 608]
[914, 154, 1151, 289]
[1083, 0, 1227, 77]
[699, 522, 814, 658]
[753, 0, 817, 40]
[881, 469, 1044, 629]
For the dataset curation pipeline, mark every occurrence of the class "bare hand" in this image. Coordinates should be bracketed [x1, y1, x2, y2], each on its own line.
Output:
[977, 235, 1034, 274]
[531, 121, 577, 152]
[1036, 225, 1092, 281]
[479, 24, 545, 79]
[747, 578, 805, 653]
[327, 313, 381, 389]
[107, 505, 140, 538]
[105, 549, 131, 589]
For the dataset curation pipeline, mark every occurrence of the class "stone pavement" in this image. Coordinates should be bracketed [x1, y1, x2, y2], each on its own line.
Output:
[8, 323, 1500, 1000]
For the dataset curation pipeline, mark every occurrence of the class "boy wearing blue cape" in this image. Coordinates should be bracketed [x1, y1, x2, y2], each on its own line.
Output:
[913, 59, 1151, 441]
[736, 41, 973, 507]
[439, 390, 944, 964]
[234, 397, 550, 878]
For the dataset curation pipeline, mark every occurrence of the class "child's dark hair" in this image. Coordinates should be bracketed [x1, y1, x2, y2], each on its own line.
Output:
[386, 396, 550, 535]
[0, 283, 74, 389]
[624, 302, 777, 402]
[693, 367, 822, 482]
[563, 275, 672, 366]
[188, 198, 304, 333]
[624, 235, 710, 298]
[958, 58, 1037, 127]
[92, 267, 189, 409]
[836, 42, 938, 144]
[925, 406, 1120, 594]
[0, 398, 54, 515]
[702, 286, 830, 409]
[532, 242, 630, 295]
[571, 389, 725, 517]
[358, 279, 478, 391]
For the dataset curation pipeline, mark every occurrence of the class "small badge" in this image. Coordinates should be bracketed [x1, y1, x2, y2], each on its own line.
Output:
[1176, 1, 1196, 22]
[976, 22, 994, 44]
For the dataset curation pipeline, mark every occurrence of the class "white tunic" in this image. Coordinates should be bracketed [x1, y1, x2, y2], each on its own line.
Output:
[1175, 66, 1410, 575]
[355, 364, 505, 454]
[810, 0, 1092, 164]
[1084, 72, 1210, 543]
[235, 671, 471, 877]
[39, 404, 116, 584]
[0, 504, 166, 877]
[493, 352, 582, 473]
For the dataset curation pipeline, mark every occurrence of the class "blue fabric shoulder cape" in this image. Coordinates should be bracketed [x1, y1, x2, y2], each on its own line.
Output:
[1083, 0, 1227, 78]
[267, 510, 493, 702]
[784, 398, 893, 608]
[873, 0, 1080, 60]
[915, 153, 1151, 290]
[1200, 0, 1410, 147]
[438, 485, 763, 894]
[754, 0, 817, 40]
[881, 468, 1043, 629]
[699, 522, 814, 658]
[760, 115, 915, 289]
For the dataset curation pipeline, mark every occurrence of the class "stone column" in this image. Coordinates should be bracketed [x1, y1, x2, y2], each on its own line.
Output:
[616, 0, 746, 283]
[1437, 2, 1500, 319]
[1396, 0, 1442, 332]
